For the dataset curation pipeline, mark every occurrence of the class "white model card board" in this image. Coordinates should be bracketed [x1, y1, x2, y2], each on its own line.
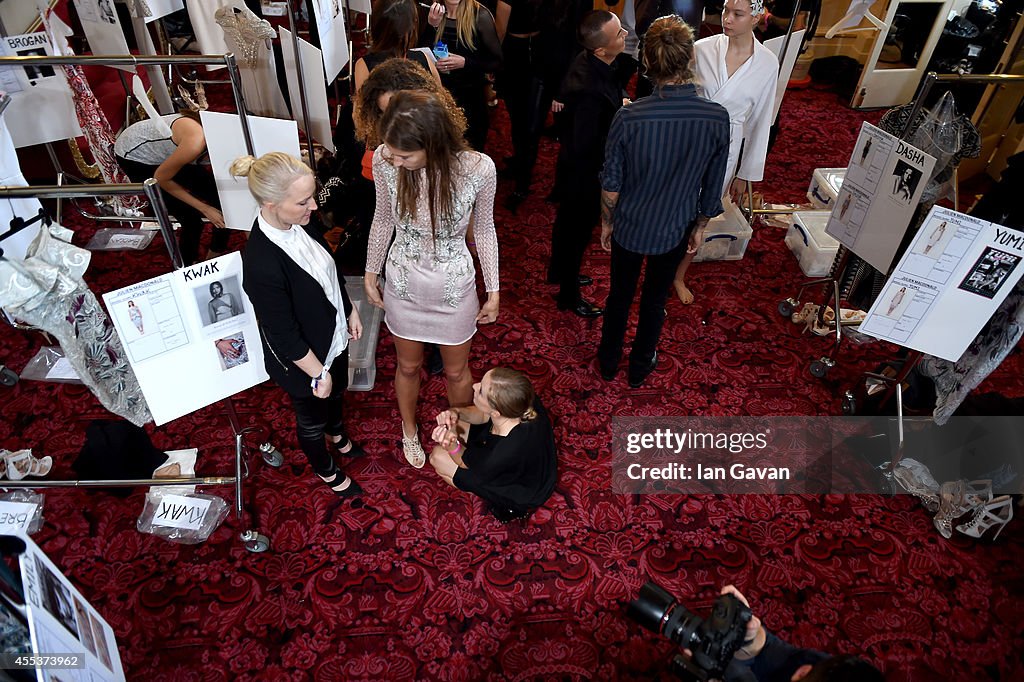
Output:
[279, 27, 335, 153]
[101, 252, 269, 425]
[310, 0, 351, 81]
[0, 33, 83, 147]
[6, 531, 127, 680]
[825, 121, 936, 274]
[859, 206, 1024, 362]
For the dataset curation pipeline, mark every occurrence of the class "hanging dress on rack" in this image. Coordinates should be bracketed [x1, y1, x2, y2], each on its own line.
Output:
[0, 226, 152, 426]
[215, 5, 291, 119]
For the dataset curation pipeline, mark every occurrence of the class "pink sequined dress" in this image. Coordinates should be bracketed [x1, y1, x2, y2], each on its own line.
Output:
[366, 147, 499, 345]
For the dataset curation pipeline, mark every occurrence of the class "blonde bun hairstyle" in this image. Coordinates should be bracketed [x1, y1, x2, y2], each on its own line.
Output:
[486, 368, 538, 422]
[229, 152, 311, 206]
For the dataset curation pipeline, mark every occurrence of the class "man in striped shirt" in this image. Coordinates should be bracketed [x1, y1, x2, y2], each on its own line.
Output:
[597, 14, 730, 388]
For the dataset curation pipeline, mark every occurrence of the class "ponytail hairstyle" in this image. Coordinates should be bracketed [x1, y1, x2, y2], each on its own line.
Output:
[640, 15, 696, 87]
[228, 152, 312, 206]
[378, 90, 467, 235]
[435, 0, 481, 51]
[486, 368, 537, 422]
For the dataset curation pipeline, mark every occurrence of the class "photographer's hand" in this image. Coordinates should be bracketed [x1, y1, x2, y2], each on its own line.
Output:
[720, 585, 766, 661]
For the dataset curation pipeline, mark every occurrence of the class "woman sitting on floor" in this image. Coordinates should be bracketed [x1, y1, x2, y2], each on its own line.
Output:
[429, 368, 556, 520]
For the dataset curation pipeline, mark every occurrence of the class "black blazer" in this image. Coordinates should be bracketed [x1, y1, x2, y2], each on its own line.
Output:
[242, 218, 353, 397]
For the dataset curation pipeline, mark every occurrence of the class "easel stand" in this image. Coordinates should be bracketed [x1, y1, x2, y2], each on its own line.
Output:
[0, 181, 276, 553]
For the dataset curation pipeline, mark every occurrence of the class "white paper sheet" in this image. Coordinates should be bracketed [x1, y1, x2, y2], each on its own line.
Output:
[825, 122, 936, 273]
[46, 357, 81, 380]
[74, 0, 133, 70]
[859, 206, 1024, 361]
[0, 501, 39, 531]
[144, 0, 185, 22]
[101, 252, 269, 425]
[310, 0, 350, 81]
[0, 117, 42, 259]
[279, 27, 335, 153]
[763, 29, 805, 124]
[1, 33, 83, 148]
[200, 111, 301, 231]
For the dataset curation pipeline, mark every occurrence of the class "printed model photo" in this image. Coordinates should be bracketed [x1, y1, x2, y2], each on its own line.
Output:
[34, 556, 79, 639]
[73, 597, 98, 656]
[857, 136, 873, 165]
[881, 285, 911, 319]
[959, 247, 1022, 299]
[890, 161, 922, 205]
[215, 331, 249, 371]
[194, 276, 244, 326]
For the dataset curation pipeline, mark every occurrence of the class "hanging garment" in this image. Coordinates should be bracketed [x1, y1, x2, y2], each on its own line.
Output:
[40, 11, 145, 215]
[694, 33, 779, 197]
[215, 5, 291, 119]
[0, 226, 152, 426]
[185, 0, 235, 70]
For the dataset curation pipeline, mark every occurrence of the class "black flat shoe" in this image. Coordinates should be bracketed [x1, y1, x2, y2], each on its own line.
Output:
[329, 436, 367, 458]
[578, 275, 593, 287]
[505, 191, 528, 215]
[600, 367, 617, 381]
[628, 351, 658, 388]
[426, 345, 445, 376]
[489, 504, 531, 523]
[558, 299, 603, 318]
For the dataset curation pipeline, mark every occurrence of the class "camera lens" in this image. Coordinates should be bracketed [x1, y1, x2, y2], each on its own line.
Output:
[627, 582, 677, 634]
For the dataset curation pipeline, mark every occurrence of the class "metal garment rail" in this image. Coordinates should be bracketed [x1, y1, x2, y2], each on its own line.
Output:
[0, 53, 256, 224]
[0, 181, 274, 553]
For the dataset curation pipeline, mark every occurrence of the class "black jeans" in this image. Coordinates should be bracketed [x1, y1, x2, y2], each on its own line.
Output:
[501, 35, 548, 194]
[550, 181, 600, 306]
[448, 83, 490, 152]
[598, 236, 688, 377]
[289, 353, 350, 477]
[117, 156, 230, 266]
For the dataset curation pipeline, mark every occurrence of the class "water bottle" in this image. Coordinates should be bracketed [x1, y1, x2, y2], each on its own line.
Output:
[433, 41, 449, 60]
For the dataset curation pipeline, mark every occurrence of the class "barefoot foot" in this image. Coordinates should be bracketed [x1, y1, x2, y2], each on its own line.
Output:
[673, 280, 694, 305]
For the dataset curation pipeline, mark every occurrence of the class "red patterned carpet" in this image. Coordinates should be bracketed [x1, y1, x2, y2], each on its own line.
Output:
[2, 83, 1024, 681]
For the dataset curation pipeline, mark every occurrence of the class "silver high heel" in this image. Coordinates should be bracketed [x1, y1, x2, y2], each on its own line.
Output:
[892, 458, 940, 512]
[956, 495, 1014, 540]
[933, 479, 993, 538]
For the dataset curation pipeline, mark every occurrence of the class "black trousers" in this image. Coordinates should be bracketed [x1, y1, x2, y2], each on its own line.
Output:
[501, 35, 548, 194]
[550, 181, 600, 306]
[117, 156, 230, 266]
[448, 83, 490, 152]
[598, 236, 688, 377]
[288, 353, 350, 477]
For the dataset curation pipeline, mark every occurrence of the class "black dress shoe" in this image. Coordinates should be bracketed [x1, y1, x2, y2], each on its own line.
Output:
[578, 275, 593, 287]
[628, 351, 658, 388]
[600, 366, 617, 381]
[558, 299, 603, 318]
[329, 436, 367, 458]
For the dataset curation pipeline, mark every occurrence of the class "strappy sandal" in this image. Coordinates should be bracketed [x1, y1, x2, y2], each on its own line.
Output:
[317, 468, 362, 498]
[400, 428, 426, 469]
[4, 449, 53, 480]
[328, 435, 367, 458]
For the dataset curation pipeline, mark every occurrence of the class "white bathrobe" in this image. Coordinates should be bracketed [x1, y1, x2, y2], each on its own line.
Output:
[694, 33, 779, 197]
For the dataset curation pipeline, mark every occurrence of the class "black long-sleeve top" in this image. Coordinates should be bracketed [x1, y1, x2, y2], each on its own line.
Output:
[453, 398, 557, 512]
[420, 5, 502, 91]
[724, 630, 828, 682]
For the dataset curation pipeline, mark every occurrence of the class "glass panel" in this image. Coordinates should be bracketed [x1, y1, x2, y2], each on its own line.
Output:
[876, 2, 944, 70]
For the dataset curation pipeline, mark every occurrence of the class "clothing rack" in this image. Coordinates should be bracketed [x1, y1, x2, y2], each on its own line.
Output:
[0, 209, 52, 258]
[0, 53, 256, 225]
[0, 180, 276, 553]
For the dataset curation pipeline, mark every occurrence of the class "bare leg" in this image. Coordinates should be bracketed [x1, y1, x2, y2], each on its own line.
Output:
[393, 336, 426, 438]
[438, 339, 474, 407]
[672, 250, 696, 305]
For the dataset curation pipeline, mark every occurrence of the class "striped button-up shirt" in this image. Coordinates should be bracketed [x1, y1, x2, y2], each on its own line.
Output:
[600, 83, 730, 255]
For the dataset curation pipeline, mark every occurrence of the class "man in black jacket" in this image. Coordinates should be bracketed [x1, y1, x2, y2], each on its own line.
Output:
[549, 10, 627, 317]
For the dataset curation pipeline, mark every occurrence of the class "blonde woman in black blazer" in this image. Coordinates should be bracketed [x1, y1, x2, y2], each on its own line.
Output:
[233, 152, 364, 498]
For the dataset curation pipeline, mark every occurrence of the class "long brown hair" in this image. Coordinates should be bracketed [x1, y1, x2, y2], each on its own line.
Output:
[378, 90, 468, 234]
[369, 0, 419, 57]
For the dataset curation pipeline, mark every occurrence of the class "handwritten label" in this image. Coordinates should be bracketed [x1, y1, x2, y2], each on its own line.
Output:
[0, 501, 39, 531]
[151, 495, 212, 531]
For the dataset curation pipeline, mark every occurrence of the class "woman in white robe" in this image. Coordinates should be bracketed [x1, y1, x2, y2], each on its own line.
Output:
[672, 0, 778, 304]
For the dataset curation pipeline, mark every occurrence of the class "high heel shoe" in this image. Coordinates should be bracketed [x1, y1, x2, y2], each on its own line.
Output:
[933, 479, 993, 538]
[400, 427, 426, 469]
[790, 303, 819, 325]
[3, 449, 53, 480]
[891, 458, 940, 512]
[956, 495, 1014, 540]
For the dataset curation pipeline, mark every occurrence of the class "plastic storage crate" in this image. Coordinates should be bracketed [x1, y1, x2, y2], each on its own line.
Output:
[345, 280, 384, 391]
[806, 168, 846, 209]
[693, 200, 753, 262]
[785, 211, 840, 277]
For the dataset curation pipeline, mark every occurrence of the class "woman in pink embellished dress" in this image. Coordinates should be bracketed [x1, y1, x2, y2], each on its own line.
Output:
[364, 90, 500, 469]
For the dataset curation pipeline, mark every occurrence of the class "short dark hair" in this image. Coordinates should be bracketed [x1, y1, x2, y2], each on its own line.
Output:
[800, 655, 885, 682]
[641, 15, 695, 85]
[578, 10, 615, 52]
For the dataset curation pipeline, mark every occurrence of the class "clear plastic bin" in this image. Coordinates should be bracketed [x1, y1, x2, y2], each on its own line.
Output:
[785, 211, 840, 277]
[806, 168, 846, 209]
[345, 281, 383, 391]
[693, 200, 753, 263]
